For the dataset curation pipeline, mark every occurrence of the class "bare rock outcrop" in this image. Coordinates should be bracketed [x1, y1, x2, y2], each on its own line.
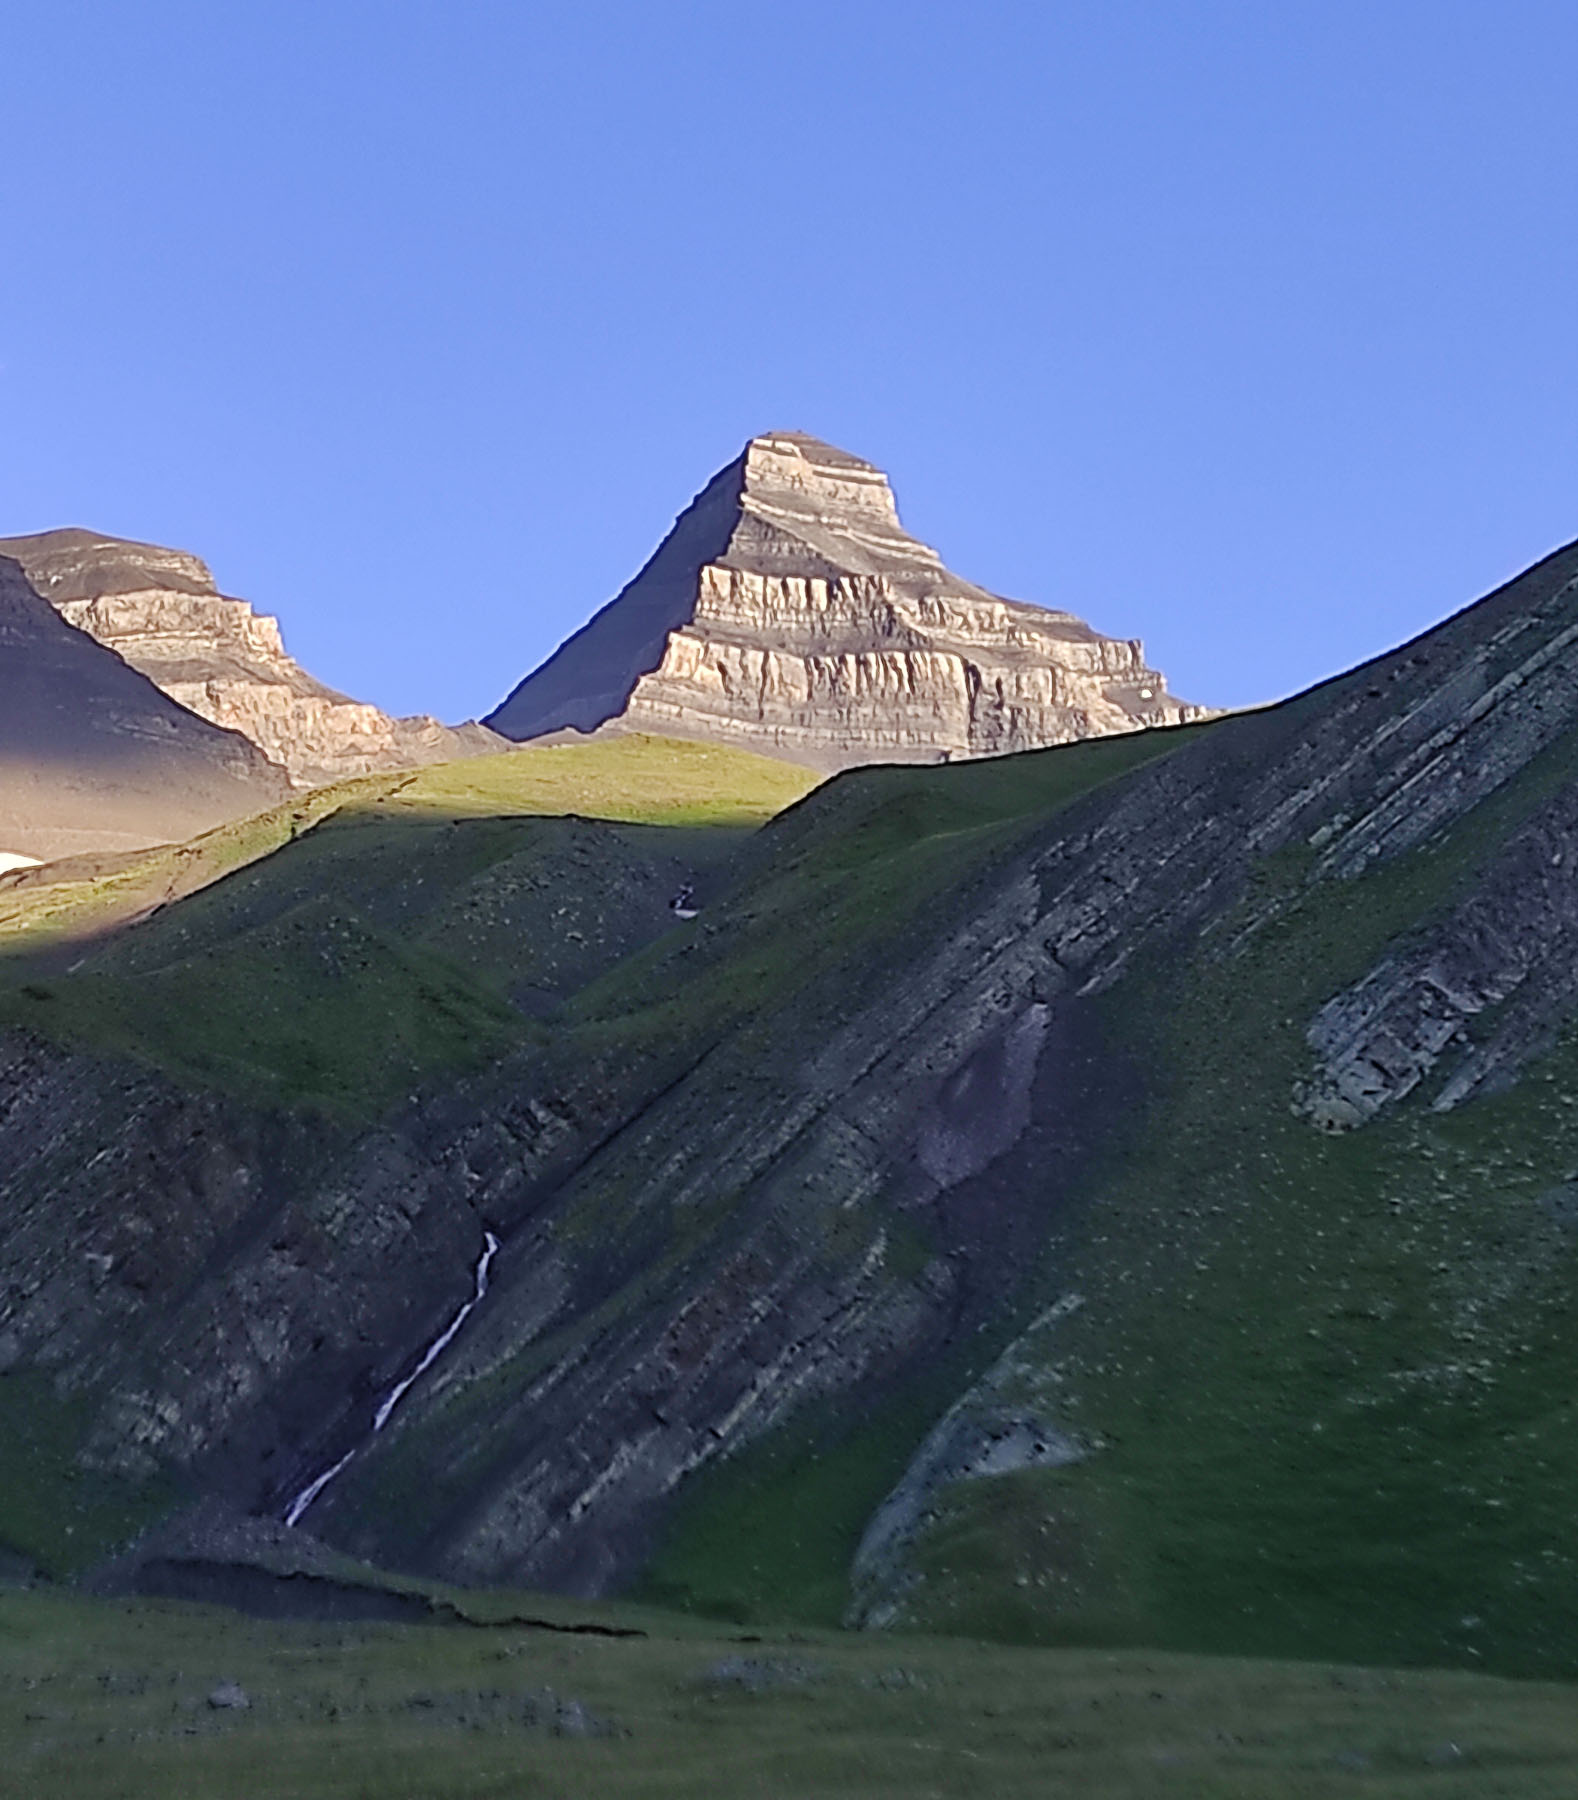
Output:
[0, 554, 290, 861]
[0, 529, 505, 790]
[487, 432, 1205, 769]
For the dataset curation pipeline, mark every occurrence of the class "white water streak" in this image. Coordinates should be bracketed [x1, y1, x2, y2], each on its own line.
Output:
[373, 1230, 499, 1430]
[282, 1229, 500, 1528]
[283, 1448, 356, 1529]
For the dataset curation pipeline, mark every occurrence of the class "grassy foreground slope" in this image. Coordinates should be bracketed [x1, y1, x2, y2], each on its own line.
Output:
[5, 1589, 1578, 1800]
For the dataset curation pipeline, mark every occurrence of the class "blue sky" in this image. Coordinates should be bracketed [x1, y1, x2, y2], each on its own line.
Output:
[3, 1, 1576, 723]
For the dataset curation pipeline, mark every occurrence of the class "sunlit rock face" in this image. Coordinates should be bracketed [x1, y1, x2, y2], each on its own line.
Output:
[0, 529, 504, 790]
[487, 432, 1205, 769]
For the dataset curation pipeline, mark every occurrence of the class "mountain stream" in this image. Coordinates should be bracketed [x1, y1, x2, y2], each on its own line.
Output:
[283, 1228, 500, 1529]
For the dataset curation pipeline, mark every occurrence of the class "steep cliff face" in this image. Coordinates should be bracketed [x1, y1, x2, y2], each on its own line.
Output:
[487, 433, 1203, 769]
[0, 530, 505, 790]
[0, 554, 289, 861]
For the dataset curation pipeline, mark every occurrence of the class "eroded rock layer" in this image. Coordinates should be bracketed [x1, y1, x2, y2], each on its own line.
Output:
[487, 432, 1203, 769]
[0, 529, 504, 789]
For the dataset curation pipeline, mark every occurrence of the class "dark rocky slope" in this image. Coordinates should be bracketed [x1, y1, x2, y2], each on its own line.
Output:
[0, 554, 289, 861]
[4, 538, 1578, 1677]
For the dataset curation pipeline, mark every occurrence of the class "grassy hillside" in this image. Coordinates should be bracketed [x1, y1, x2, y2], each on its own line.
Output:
[0, 727, 1191, 1122]
[0, 736, 820, 1118]
[836, 720, 1578, 1678]
[0, 734, 818, 960]
[12, 681, 1578, 1694]
[0, 723, 1204, 1610]
[4, 1587, 1577, 1799]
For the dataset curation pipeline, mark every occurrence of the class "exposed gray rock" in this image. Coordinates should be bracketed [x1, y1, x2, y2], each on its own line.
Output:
[701, 1656, 825, 1692]
[0, 529, 506, 789]
[487, 432, 1204, 769]
[1297, 717, 1578, 1129]
[916, 1003, 1049, 1190]
[847, 1297, 1088, 1628]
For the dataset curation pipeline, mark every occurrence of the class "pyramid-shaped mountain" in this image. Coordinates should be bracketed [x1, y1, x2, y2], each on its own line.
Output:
[0, 529, 505, 791]
[0, 553, 289, 862]
[487, 431, 1203, 768]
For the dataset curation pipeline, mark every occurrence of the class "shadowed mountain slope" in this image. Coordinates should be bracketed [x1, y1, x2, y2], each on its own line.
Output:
[0, 529, 506, 789]
[0, 554, 290, 862]
[487, 432, 1203, 769]
[4, 539, 1578, 1681]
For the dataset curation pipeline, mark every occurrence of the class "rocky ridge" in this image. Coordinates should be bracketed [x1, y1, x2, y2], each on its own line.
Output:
[487, 432, 1203, 769]
[0, 529, 504, 790]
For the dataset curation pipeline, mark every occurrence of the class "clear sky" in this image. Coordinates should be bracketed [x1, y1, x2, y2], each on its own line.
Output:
[3, 1, 1576, 723]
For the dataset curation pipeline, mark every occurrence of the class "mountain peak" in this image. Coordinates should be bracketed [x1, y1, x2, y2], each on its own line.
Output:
[741, 430, 895, 511]
[726, 432, 961, 591]
[487, 433, 1201, 766]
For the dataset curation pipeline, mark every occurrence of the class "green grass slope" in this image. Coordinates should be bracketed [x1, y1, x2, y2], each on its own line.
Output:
[0, 734, 817, 964]
[856, 721, 1578, 1678]
[4, 1588, 1577, 1799]
[0, 726, 1189, 1125]
[19, 685, 1578, 1695]
[0, 736, 820, 1119]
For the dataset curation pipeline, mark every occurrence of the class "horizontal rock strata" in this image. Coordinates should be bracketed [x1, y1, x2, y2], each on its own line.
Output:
[488, 432, 1204, 770]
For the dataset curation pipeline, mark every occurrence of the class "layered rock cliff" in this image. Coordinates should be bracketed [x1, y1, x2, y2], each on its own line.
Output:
[0, 554, 290, 861]
[0, 529, 505, 790]
[487, 432, 1204, 769]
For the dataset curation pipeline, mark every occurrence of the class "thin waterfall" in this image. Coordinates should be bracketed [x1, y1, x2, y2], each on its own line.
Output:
[284, 1229, 500, 1529]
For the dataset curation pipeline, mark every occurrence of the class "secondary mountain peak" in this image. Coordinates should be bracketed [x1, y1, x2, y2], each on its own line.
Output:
[486, 432, 1204, 769]
[0, 552, 289, 861]
[0, 526, 220, 602]
[0, 528, 505, 791]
